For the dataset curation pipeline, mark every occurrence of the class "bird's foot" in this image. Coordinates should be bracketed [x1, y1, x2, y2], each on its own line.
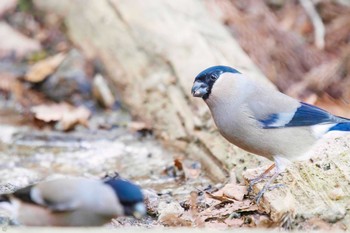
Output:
[251, 157, 289, 204]
[247, 163, 276, 193]
[254, 183, 285, 204]
[247, 175, 272, 193]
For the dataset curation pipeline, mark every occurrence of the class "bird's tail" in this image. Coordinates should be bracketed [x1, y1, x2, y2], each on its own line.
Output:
[328, 122, 350, 132]
[0, 194, 10, 204]
[0, 195, 17, 226]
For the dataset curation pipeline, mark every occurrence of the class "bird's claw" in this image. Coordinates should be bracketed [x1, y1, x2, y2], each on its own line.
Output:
[247, 175, 272, 193]
[254, 190, 264, 204]
[254, 183, 285, 204]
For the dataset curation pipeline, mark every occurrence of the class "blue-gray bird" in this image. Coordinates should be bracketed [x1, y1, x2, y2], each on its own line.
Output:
[191, 65, 350, 202]
[0, 176, 146, 226]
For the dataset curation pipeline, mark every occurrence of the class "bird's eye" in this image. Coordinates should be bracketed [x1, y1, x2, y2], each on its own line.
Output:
[210, 74, 217, 81]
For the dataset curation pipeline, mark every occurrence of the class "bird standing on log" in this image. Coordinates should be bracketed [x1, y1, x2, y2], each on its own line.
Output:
[191, 65, 350, 202]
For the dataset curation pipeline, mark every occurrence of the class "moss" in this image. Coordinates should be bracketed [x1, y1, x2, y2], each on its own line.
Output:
[19, 0, 34, 13]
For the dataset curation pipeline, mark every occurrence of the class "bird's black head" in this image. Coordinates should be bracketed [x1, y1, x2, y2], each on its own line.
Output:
[191, 66, 240, 100]
[104, 178, 146, 218]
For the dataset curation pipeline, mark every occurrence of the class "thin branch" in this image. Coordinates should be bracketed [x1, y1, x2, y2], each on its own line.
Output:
[299, 0, 325, 50]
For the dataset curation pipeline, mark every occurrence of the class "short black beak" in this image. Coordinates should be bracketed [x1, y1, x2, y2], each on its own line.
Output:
[191, 81, 208, 98]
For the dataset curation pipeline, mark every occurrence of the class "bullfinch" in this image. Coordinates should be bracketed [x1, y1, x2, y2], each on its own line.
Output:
[0, 176, 146, 226]
[191, 65, 350, 202]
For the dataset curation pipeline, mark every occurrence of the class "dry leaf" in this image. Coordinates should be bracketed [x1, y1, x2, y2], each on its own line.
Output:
[205, 191, 233, 203]
[25, 53, 66, 83]
[0, 75, 47, 108]
[224, 218, 244, 227]
[201, 200, 255, 218]
[200, 182, 258, 226]
[222, 184, 248, 201]
[158, 202, 191, 226]
[60, 105, 90, 130]
[236, 202, 259, 213]
[31, 104, 64, 122]
[163, 158, 185, 179]
[31, 102, 90, 130]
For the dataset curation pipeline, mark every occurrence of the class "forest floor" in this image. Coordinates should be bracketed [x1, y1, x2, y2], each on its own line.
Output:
[0, 0, 349, 231]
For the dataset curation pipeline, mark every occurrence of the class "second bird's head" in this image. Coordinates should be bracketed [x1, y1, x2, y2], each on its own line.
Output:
[191, 66, 240, 100]
[104, 178, 146, 219]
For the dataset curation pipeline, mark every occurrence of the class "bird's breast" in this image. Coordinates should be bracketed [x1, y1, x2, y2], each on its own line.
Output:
[209, 104, 264, 153]
[208, 103, 317, 160]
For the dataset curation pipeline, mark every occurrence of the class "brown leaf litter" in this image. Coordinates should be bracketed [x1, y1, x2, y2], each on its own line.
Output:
[155, 176, 266, 229]
[31, 102, 91, 131]
[25, 53, 66, 83]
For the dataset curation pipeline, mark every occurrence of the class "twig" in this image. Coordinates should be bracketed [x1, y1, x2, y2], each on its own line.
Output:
[299, 0, 325, 50]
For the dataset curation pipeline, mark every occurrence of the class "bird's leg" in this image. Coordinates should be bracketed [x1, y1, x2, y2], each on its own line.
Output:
[248, 163, 275, 193]
[254, 170, 281, 203]
[267, 183, 285, 191]
[254, 156, 290, 204]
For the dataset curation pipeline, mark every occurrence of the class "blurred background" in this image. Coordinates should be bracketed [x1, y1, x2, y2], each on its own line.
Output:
[0, 0, 350, 229]
[218, 0, 350, 116]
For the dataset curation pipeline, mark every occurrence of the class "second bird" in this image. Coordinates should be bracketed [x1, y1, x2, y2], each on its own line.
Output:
[1, 176, 146, 226]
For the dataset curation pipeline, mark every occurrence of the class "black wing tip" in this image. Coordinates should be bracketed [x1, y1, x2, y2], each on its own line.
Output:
[12, 185, 35, 204]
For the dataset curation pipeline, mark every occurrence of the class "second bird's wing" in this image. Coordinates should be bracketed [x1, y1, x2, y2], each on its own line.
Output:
[14, 178, 95, 212]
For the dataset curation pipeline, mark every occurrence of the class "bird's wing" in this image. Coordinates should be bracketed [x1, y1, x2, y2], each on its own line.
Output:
[14, 179, 89, 212]
[258, 102, 349, 129]
[31, 186, 81, 212]
[12, 185, 37, 204]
